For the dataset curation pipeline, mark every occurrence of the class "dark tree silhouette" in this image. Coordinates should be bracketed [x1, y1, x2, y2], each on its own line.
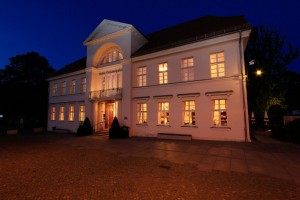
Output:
[0, 51, 55, 130]
[245, 25, 299, 126]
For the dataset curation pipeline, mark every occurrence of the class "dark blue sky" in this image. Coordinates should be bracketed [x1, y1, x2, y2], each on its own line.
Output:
[1, 0, 300, 73]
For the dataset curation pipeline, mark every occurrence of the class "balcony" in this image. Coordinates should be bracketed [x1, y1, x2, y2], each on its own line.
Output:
[89, 88, 122, 100]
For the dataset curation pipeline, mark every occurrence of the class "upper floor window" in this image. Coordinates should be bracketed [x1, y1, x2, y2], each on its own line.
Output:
[212, 99, 227, 126]
[181, 58, 194, 81]
[70, 80, 76, 94]
[210, 52, 225, 78]
[158, 63, 168, 84]
[52, 83, 57, 96]
[80, 78, 86, 93]
[137, 66, 147, 87]
[61, 81, 66, 95]
[100, 47, 123, 65]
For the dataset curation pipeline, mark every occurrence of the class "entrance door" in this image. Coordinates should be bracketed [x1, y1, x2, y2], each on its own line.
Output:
[105, 103, 114, 129]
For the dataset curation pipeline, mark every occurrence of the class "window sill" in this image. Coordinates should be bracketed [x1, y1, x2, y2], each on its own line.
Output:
[136, 123, 148, 126]
[181, 125, 198, 128]
[210, 126, 231, 130]
[156, 124, 171, 127]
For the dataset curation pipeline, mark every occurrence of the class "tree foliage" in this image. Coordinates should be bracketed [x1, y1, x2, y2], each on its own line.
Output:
[245, 25, 299, 124]
[0, 51, 55, 129]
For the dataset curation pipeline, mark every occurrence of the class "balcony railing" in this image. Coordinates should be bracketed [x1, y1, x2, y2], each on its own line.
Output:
[89, 88, 122, 100]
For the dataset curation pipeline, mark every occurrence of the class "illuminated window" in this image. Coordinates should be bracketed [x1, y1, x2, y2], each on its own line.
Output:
[137, 103, 147, 124]
[183, 100, 196, 125]
[137, 66, 147, 87]
[158, 102, 169, 125]
[51, 106, 56, 121]
[80, 78, 86, 93]
[100, 47, 123, 64]
[210, 52, 225, 78]
[61, 81, 66, 95]
[181, 58, 194, 81]
[59, 106, 65, 121]
[68, 105, 74, 121]
[212, 99, 227, 126]
[158, 63, 168, 84]
[52, 83, 57, 96]
[70, 80, 76, 94]
[79, 105, 85, 122]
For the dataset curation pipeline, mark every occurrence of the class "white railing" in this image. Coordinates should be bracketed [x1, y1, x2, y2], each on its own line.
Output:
[89, 88, 122, 99]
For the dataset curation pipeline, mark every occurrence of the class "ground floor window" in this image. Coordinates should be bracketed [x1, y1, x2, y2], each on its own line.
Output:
[137, 103, 147, 124]
[51, 106, 56, 121]
[68, 105, 75, 121]
[212, 99, 227, 126]
[183, 100, 195, 125]
[79, 105, 85, 122]
[158, 102, 169, 125]
[59, 106, 65, 121]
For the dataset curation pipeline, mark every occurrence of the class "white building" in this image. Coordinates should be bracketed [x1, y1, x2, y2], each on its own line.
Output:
[47, 15, 252, 142]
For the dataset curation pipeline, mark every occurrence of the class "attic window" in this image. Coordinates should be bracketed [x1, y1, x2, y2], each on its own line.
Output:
[100, 47, 123, 64]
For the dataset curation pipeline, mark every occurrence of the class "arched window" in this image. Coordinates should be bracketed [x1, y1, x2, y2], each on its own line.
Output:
[100, 47, 123, 65]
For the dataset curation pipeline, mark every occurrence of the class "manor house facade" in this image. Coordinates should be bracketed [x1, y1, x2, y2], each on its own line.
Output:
[47, 15, 252, 141]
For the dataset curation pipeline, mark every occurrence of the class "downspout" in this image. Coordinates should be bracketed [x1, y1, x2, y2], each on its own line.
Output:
[239, 31, 251, 142]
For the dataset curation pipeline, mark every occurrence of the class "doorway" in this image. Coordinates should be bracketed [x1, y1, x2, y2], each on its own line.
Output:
[105, 103, 115, 129]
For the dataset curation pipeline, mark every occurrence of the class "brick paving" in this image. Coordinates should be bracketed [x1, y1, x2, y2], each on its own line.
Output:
[1, 132, 300, 199]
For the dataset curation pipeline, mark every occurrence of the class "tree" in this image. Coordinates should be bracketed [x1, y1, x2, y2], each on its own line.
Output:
[0, 51, 55, 130]
[245, 25, 299, 126]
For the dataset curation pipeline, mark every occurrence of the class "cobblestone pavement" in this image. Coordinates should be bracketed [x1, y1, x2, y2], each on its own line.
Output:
[1, 133, 300, 200]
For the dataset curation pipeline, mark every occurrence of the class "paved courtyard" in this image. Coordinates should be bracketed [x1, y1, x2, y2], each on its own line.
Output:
[1, 132, 300, 199]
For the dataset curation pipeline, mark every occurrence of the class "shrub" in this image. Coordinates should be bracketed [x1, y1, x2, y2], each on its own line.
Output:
[271, 119, 300, 144]
[77, 117, 93, 136]
[109, 117, 129, 138]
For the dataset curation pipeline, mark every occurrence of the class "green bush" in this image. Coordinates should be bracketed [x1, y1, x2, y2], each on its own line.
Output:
[271, 119, 300, 144]
[77, 117, 93, 136]
[109, 117, 129, 138]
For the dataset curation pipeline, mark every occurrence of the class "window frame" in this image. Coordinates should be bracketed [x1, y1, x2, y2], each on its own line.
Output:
[51, 106, 56, 121]
[181, 57, 194, 81]
[79, 105, 85, 122]
[210, 52, 225, 78]
[68, 105, 75, 121]
[70, 80, 76, 94]
[80, 77, 86, 93]
[158, 62, 168, 84]
[137, 103, 147, 124]
[137, 66, 147, 87]
[61, 81, 66, 95]
[183, 100, 196, 126]
[158, 101, 170, 125]
[212, 99, 228, 127]
[59, 106, 65, 121]
[52, 83, 58, 97]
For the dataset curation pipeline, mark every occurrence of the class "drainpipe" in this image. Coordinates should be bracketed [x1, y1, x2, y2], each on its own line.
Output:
[239, 31, 251, 142]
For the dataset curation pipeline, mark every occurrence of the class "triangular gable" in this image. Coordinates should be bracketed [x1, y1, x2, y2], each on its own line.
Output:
[83, 19, 133, 45]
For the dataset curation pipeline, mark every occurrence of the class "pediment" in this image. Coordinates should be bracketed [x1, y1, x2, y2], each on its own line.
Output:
[83, 19, 133, 45]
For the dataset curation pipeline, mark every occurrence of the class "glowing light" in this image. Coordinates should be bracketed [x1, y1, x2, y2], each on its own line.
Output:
[256, 70, 262, 76]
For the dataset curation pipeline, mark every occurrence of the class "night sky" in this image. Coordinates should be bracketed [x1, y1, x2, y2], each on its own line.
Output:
[1, 0, 300, 73]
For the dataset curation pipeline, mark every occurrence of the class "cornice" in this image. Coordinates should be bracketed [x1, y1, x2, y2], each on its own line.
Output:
[83, 27, 132, 46]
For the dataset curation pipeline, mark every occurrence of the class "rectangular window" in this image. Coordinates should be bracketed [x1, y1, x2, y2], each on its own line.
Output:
[51, 106, 56, 121]
[79, 105, 85, 122]
[59, 106, 65, 121]
[52, 83, 57, 96]
[137, 66, 147, 87]
[80, 78, 86, 93]
[68, 105, 75, 121]
[158, 63, 168, 84]
[210, 52, 225, 78]
[61, 81, 66, 95]
[70, 80, 76, 94]
[137, 103, 147, 124]
[212, 99, 227, 126]
[158, 102, 169, 125]
[181, 58, 194, 81]
[183, 100, 196, 125]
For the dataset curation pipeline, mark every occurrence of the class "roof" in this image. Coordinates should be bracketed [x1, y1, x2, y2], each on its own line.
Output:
[133, 15, 251, 56]
[48, 57, 86, 78]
